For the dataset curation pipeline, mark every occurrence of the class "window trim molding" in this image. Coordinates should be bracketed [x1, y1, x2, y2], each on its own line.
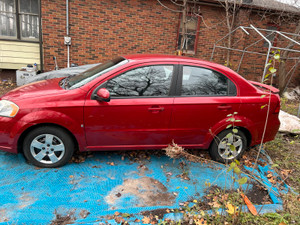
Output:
[0, 37, 39, 43]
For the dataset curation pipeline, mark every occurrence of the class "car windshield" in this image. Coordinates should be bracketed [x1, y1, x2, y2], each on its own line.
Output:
[67, 57, 128, 89]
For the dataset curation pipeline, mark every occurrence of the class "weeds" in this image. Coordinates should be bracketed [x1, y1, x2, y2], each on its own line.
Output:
[265, 134, 300, 192]
[281, 98, 299, 117]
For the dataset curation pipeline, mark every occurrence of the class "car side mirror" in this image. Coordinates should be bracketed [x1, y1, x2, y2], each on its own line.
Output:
[95, 88, 110, 102]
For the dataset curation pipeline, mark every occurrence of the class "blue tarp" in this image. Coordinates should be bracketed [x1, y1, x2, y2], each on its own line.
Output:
[0, 150, 288, 224]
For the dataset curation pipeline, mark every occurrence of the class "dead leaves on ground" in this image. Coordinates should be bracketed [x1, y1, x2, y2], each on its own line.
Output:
[70, 151, 93, 163]
[226, 203, 238, 215]
[266, 171, 277, 184]
[280, 169, 293, 178]
[0, 79, 16, 96]
[207, 195, 222, 208]
[103, 212, 161, 224]
[194, 217, 207, 225]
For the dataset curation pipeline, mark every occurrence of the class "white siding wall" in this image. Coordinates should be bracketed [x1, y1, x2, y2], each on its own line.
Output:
[0, 41, 40, 69]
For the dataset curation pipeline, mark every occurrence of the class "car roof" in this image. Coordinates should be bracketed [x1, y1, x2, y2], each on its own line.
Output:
[123, 54, 211, 64]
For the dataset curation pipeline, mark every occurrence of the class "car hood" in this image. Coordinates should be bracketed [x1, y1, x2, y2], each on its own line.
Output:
[1, 78, 67, 101]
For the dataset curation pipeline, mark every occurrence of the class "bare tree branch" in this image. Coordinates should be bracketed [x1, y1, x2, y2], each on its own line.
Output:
[156, 0, 183, 12]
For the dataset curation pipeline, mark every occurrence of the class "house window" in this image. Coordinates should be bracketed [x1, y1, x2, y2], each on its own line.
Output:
[0, 0, 16, 37]
[263, 25, 278, 47]
[0, 0, 39, 40]
[177, 15, 200, 54]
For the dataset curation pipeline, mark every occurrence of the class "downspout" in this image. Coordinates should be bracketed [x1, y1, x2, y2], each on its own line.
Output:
[66, 0, 70, 68]
[39, 0, 43, 71]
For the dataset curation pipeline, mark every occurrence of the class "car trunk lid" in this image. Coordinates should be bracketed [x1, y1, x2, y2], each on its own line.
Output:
[249, 81, 279, 94]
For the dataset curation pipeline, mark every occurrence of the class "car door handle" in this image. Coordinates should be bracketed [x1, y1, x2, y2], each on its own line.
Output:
[148, 106, 164, 113]
[218, 105, 232, 110]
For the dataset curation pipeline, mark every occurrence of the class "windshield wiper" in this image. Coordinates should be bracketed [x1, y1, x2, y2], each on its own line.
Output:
[60, 75, 76, 89]
[59, 78, 68, 89]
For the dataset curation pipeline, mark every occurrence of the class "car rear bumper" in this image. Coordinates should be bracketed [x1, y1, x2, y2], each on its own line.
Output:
[251, 115, 280, 146]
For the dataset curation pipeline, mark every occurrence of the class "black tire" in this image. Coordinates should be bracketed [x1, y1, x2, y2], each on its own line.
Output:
[209, 129, 247, 164]
[23, 126, 75, 168]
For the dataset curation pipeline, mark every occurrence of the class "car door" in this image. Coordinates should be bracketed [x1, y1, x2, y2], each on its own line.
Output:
[170, 64, 241, 148]
[84, 63, 177, 149]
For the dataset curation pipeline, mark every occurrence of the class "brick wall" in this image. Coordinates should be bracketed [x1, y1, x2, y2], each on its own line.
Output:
[42, 0, 178, 70]
[41, 0, 299, 86]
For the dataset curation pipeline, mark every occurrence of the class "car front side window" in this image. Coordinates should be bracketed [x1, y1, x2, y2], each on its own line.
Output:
[181, 66, 236, 96]
[106, 65, 174, 97]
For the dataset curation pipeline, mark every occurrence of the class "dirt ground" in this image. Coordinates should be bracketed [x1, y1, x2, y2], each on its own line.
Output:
[105, 177, 176, 207]
[0, 79, 17, 97]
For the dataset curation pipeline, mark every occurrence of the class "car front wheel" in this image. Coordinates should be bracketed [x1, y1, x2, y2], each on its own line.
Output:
[23, 126, 74, 168]
[209, 129, 247, 163]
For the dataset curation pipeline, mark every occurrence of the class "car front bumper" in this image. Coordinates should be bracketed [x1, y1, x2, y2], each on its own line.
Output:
[0, 116, 18, 153]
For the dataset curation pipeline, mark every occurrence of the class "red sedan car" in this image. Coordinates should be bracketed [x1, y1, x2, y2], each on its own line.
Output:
[0, 55, 280, 167]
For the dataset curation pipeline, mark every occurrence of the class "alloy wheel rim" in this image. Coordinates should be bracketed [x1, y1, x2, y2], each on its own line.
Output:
[218, 134, 243, 160]
[30, 134, 65, 164]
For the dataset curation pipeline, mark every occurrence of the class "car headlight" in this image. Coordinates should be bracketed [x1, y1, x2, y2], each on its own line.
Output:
[0, 100, 19, 117]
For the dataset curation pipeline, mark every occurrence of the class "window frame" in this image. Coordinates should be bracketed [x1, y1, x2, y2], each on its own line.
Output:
[94, 63, 180, 99]
[0, 0, 40, 42]
[175, 64, 237, 97]
[176, 13, 201, 55]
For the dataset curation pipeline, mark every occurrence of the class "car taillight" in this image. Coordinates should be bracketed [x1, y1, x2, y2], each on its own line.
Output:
[274, 102, 280, 114]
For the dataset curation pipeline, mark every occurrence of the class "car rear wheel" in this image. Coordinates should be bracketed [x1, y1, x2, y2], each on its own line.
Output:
[209, 129, 247, 163]
[23, 126, 74, 168]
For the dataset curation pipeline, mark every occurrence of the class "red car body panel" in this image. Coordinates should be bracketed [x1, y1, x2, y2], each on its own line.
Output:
[0, 54, 280, 154]
[84, 97, 174, 149]
[170, 96, 241, 149]
[249, 81, 280, 94]
[0, 79, 87, 152]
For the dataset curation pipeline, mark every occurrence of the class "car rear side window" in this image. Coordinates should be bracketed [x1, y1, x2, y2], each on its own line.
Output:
[181, 66, 236, 96]
[106, 65, 174, 97]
